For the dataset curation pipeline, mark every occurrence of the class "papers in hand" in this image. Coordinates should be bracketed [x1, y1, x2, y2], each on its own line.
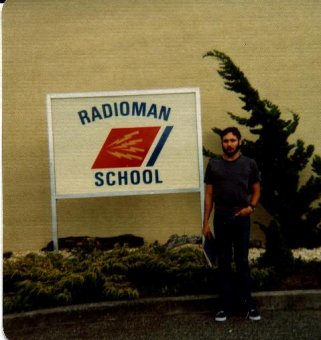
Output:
[202, 233, 217, 268]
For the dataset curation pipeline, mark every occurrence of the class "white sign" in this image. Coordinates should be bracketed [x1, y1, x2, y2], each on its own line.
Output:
[46, 88, 203, 250]
[47, 88, 203, 198]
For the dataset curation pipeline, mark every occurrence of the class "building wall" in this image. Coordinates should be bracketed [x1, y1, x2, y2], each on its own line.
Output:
[3, 0, 321, 252]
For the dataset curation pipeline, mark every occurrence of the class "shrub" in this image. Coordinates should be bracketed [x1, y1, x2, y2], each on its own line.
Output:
[3, 245, 216, 313]
[251, 267, 281, 291]
[257, 220, 295, 276]
[4, 242, 319, 314]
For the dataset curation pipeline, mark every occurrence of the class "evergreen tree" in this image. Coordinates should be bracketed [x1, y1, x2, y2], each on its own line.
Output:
[204, 49, 321, 248]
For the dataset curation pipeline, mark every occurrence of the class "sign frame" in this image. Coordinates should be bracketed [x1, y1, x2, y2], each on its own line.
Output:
[46, 88, 204, 250]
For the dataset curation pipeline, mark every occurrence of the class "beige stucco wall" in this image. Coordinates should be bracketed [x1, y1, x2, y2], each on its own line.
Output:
[3, 0, 321, 252]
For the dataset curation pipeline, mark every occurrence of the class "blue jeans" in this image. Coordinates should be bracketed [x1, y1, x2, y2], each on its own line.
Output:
[214, 211, 253, 313]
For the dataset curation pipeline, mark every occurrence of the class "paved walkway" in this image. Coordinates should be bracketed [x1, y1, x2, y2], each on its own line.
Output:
[3, 290, 321, 340]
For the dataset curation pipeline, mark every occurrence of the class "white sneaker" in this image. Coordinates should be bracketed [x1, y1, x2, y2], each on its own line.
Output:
[215, 310, 228, 322]
[247, 308, 261, 321]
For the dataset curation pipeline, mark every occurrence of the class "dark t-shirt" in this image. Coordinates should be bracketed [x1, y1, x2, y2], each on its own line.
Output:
[204, 155, 260, 210]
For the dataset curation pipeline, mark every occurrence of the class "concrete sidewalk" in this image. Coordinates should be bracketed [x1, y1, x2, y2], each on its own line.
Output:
[3, 290, 321, 340]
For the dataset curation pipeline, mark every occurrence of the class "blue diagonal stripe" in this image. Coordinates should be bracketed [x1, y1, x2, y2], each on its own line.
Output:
[147, 126, 173, 167]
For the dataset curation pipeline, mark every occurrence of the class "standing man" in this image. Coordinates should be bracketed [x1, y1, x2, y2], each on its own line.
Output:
[203, 127, 261, 322]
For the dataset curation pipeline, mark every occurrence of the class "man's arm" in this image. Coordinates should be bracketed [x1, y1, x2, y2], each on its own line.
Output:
[249, 181, 261, 207]
[235, 181, 261, 216]
[202, 184, 214, 237]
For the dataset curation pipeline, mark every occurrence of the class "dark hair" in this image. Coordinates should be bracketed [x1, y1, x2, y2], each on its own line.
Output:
[220, 127, 242, 141]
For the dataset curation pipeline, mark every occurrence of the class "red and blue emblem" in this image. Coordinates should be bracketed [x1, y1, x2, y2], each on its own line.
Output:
[92, 126, 173, 169]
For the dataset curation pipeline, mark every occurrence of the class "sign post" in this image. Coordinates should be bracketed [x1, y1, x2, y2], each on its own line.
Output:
[46, 88, 204, 250]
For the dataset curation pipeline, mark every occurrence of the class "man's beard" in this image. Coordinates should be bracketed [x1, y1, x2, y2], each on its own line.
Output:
[222, 144, 241, 157]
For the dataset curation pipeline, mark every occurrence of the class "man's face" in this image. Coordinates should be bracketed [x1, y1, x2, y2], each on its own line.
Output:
[222, 132, 241, 157]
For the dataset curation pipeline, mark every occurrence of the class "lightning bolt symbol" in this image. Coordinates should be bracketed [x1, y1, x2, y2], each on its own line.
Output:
[120, 146, 144, 153]
[92, 126, 162, 169]
[107, 151, 143, 160]
[107, 130, 146, 160]
[108, 131, 140, 147]
[111, 139, 143, 150]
